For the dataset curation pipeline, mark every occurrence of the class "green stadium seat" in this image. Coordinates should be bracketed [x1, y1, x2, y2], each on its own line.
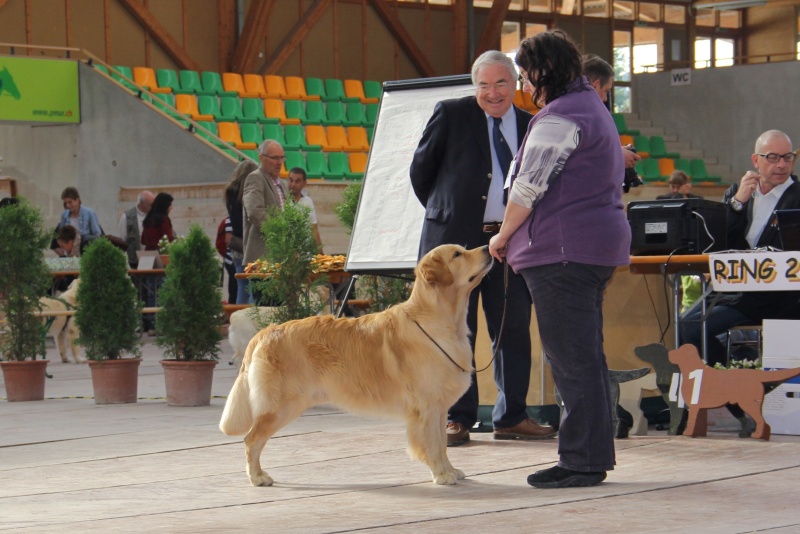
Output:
[282, 151, 306, 178]
[152, 93, 182, 119]
[325, 78, 359, 103]
[284, 124, 321, 151]
[674, 158, 692, 177]
[284, 99, 307, 123]
[635, 158, 661, 182]
[179, 70, 215, 96]
[366, 126, 374, 143]
[324, 101, 346, 125]
[262, 123, 287, 146]
[156, 69, 194, 94]
[198, 95, 236, 122]
[363, 80, 382, 103]
[220, 96, 252, 123]
[344, 102, 367, 126]
[690, 159, 722, 182]
[365, 103, 379, 127]
[195, 122, 226, 147]
[305, 77, 330, 101]
[242, 97, 278, 124]
[239, 123, 264, 146]
[306, 151, 330, 179]
[242, 149, 260, 162]
[649, 135, 680, 159]
[201, 71, 237, 97]
[304, 100, 326, 125]
[111, 65, 137, 91]
[324, 152, 349, 180]
[633, 135, 651, 158]
[611, 113, 639, 136]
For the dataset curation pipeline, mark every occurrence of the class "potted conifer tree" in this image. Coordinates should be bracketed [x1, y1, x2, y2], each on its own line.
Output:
[0, 198, 52, 401]
[75, 237, 143, 404]
[156, 224, 222, 406]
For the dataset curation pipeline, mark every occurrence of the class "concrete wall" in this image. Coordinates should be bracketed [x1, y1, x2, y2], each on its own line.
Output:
[632, 61, 800, 180]
[0, 62, 235, 231]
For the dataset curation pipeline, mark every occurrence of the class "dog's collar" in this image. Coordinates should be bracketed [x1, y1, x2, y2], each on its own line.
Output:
[413, 320, 470, 374]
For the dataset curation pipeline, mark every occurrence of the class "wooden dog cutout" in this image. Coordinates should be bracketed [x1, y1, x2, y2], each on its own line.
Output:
[668, 344, 800, 440]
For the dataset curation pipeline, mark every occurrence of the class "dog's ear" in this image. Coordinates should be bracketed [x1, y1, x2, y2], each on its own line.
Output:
[417, 251, 454, 287]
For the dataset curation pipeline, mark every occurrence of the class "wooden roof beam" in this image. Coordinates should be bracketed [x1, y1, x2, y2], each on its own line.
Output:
[117, 0, 201, 72]
[474, 0, 511, 59]
[217, 0, 237, 73]
[230, 0, 274, 74]
[259, 0, 332, 75]
[369, 0, 436, 78]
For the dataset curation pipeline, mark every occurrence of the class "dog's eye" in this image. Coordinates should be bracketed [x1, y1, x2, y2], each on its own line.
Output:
[453, 250, 462, 258]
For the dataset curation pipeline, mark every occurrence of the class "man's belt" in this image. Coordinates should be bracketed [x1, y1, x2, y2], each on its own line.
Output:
[482, 222, 502, 233]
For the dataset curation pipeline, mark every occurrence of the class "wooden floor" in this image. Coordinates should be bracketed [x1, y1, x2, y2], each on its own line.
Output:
[1, 338, 799, 533]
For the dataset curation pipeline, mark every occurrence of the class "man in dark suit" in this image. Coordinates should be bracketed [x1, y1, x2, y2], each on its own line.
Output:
[681, 129, 800, 366]
[410, 50, 556, 446]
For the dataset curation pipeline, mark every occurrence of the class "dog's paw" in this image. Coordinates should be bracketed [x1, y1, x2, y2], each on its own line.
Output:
[432, 468, 464, 485]
[249, 472, 274, 487]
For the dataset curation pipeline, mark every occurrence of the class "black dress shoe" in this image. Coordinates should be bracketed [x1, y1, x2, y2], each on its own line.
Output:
[527, 465, 606, 488]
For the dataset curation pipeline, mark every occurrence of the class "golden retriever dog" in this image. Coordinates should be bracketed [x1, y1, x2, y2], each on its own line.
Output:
[40, 279, 83, 363]
[219, 244, 493, 486]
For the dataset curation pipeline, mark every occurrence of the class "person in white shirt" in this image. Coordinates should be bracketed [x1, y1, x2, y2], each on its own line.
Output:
[117, 190, 155, 267]
[287, 167, 323, 252]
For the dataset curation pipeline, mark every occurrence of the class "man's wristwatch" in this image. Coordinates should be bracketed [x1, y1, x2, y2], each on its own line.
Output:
[729, 197, 744, 212]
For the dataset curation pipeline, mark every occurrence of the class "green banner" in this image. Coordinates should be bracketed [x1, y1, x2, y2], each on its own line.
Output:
[0, 56, 80, 124]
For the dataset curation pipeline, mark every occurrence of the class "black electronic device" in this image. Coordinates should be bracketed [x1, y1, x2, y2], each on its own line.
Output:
[627, 198, 728, 255]
[774, 209, 800, 251]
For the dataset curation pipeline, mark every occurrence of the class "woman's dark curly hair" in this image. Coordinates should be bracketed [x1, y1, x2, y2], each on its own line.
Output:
[516, 30, 585, 107]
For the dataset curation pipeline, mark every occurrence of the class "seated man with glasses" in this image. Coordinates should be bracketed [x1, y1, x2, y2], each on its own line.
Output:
[680, 129, 800, 368]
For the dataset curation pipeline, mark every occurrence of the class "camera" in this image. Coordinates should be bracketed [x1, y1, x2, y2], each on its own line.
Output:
[623, 146, 643, 193]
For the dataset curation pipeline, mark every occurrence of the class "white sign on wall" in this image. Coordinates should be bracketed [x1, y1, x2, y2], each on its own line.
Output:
[670, 68, 691, 86]
[709, 251, 800, 292]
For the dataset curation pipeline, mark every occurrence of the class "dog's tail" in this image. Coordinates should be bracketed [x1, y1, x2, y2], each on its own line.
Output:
[219, 370, 253, 436]
[757, 367, 800, 385]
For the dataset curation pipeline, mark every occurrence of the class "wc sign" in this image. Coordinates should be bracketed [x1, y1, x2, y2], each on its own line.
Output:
[671, 68, 691, 86]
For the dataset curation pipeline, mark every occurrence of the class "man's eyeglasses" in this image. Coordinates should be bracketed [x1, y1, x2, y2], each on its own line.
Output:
[260, 154, 287, 162]
[756, 152, 797, 164]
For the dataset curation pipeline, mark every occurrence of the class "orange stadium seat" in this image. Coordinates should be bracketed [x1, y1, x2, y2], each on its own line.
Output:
[658, 157, 675, 178]
[222, 72, 259, 98]
[347, 126, 370, 152]
[305, 125, 332, 151]
[285, 76, 319, 101]
[175, 94, 214, 121]
[218, 122, 258, 150]
[344, 79, 378, 104]
[133, 67, 171, 94]
[347, 152, 367, 180]
[264, 99, 301, 125]
[243, 74, 268, 99]
[327, 125, 359, 152]
[264, 75, 289, 99]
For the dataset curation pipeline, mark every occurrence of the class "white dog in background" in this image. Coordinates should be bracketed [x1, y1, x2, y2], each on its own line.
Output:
[40, 279, 84, 363]
[227, 307, 278, 366]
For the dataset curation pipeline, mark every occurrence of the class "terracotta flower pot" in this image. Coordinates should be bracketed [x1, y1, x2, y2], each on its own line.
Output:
[87, 358, 141, 404]
[159, 254, 170, 267]
[160, 360, 217, 406]
[0, 360, 49, 402]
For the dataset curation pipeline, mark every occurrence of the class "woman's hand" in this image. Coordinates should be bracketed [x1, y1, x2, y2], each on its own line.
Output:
[489, 233, 509, 262]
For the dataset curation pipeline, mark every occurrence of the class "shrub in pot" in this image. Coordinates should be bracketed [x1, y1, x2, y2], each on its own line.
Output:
[74, 238, 143, 404]
[251, 200, 325, 326]
[155, 224, 222, 406]
[0, 198, 52, 401]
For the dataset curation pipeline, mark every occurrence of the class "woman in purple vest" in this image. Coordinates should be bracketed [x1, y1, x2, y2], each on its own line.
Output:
[488, 30, 631, 489]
